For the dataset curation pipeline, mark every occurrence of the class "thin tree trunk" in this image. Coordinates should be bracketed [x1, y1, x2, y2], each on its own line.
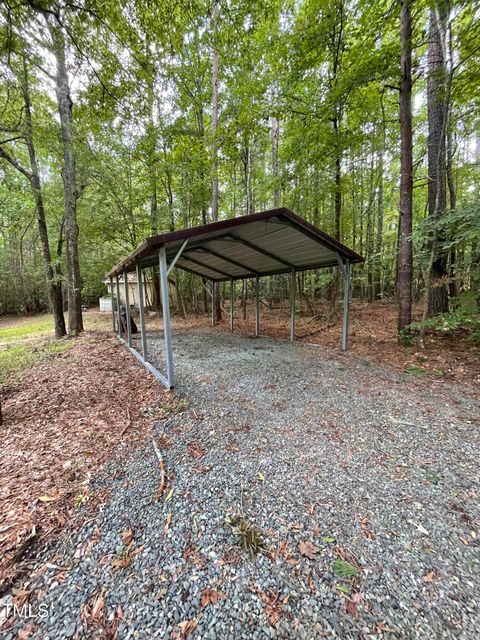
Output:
[426, 1, 449, 316]
[0, 60, 67, 337]
[270, 115, 281, 207]
[374, 93, 386, 300]
[23, 63, 66, 337]
[48, 18, 83, 334]
[211, 0, 221, 322]
[397, 0, 413, 336]
[446, 22, 458, 301]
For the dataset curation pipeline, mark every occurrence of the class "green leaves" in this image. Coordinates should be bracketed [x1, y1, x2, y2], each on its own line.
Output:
[333, 559, 359, 579]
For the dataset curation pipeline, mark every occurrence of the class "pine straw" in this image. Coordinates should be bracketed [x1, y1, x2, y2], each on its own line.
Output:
[0, 332, 170, 594]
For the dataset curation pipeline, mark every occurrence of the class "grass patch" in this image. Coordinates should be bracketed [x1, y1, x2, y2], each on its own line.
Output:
[0, 315, 68, 384]
[0, 312, 111, 384]
[404, 366, 428, 377]
[0, 340, 75, 384]
[0, 316, 55, 343]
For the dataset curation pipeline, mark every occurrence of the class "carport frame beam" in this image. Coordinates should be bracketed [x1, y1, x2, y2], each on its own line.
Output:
[115, 274, 122, 338]
[336, 254, 351, 352]
[136, 262, 148, 360]
[230, 278, 234, 332]
[123, 270, 132, 347]
[255, 274, 260, 336]
[109, 276, 115, 332]
[290, 268, 296, 341]
[159, 245, 175, 388]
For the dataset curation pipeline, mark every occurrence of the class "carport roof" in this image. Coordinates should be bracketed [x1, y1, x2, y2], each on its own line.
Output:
[107, 207, 363, 281]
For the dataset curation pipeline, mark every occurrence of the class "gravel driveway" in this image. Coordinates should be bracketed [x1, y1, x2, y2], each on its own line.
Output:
[4, 327, 479, 639]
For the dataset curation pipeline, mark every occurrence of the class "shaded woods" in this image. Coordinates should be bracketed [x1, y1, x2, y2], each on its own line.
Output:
[0, 0, 478, 343]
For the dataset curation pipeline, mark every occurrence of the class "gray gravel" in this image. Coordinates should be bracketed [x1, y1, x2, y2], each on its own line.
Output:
[5, 327, 480, 639]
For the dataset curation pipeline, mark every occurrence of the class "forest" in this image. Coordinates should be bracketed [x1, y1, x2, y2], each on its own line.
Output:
[0, 0, 479, 342]
[1, 3, 480, 638]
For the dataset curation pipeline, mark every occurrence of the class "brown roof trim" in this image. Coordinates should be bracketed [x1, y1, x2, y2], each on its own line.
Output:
[106, 208, 363, 278]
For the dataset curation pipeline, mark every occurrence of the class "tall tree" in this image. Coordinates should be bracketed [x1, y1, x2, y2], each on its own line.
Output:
[426, 0, 450, 316]
[0, 58, 66, 337]
[397, 0, 413, 335]
[46, 11, 83, 333]
[211, 0, 221, 322]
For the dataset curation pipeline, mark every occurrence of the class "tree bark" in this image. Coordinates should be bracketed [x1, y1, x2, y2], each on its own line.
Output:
[211, 0, 221, 322]
[426, 2, 449, 316]
[270, 116, 281, 207]
[397, 0, 413, 335]
[0, 60, 67, 337]
[374, 93, 386, 300]
[23, 62, 66, 338]
[48, 18, 83, 334]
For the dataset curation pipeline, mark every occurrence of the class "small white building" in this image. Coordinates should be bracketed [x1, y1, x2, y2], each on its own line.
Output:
[101, 274, 155, 310]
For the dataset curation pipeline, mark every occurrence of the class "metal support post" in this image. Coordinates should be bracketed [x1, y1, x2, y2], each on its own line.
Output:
[342, 259, 351, 351]
[230, 278, 234, 332]
[136, 262, 148, 360]
[167, 239, 189, 275]
[211, 282, 215, 326]
[115, 274, 122, 338]
[159, 246, 174, 388]
[123, 270, 132, 347]
[290, 268, 296, 341]
[109, 276, 115, 331]
[255, 274, 260, 336]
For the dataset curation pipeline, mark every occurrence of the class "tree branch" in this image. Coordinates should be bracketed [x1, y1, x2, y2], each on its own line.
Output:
[0, 145, 32, 179]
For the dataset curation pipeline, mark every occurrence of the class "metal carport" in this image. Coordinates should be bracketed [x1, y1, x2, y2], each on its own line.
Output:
[106, 207, 363, 389]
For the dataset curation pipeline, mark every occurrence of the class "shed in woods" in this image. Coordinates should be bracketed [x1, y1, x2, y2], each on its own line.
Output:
[106, 208, 363, 389]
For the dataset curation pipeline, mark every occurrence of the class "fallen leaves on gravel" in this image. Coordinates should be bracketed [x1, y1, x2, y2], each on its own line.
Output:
[345, 592, 363, 617]
[81, 588, 122, 638]
[194, 464, 212, 474]
[0, 332, 170, 593]
[175, 619, 198, 639]
[17, 623, 37, 639]
[201, 588, 224, 606]
[188, 441, 205, 459]
[121, 528, 134, 547]
[250, 585, 283, 627]
[298, 540, 321, 559]
[422, 570, 437, 583]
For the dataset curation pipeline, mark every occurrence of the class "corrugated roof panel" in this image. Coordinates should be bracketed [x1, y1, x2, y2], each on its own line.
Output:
[107, 208, 363, 278]
[183, 249, 250, 277]
[176, 257, 231, 280]
[208, 240, 285, 271]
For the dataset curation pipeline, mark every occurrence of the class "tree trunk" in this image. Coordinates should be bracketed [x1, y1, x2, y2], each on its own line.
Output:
[397, 0, 413, 336]
[23, 67, 66, 338]
[374, 94, 386, 300]
[211, 0, 221, 323]
[270, 116, 281, 207]
[426, 2, 449, 316]
[0, 60, 67, 337]
[49, 18, 83, 334]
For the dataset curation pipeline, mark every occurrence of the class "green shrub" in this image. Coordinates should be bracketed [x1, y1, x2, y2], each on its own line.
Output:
[409, 292, 480, 342]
